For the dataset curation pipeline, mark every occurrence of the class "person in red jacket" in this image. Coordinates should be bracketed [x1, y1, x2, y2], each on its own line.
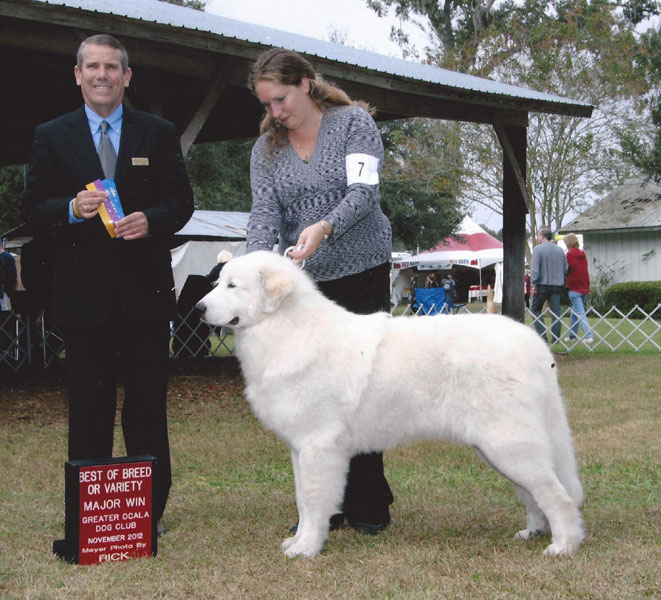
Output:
[563, 233, 594, 343]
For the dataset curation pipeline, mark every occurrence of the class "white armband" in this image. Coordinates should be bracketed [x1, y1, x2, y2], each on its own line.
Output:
[346, 153, 379, 186]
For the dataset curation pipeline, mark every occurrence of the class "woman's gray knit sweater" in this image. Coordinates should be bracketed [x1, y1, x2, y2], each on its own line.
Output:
[247, 104, 392, 282]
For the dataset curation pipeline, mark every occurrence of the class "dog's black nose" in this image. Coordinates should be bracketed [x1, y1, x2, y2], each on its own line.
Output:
[195, 302, 206, 315]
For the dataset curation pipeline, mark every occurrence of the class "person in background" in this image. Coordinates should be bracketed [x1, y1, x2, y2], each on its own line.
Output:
[0, 240, 17, 310]
[20, 34, 194, 533]
[530, 227, 567, 343]
[524, 270, 531, 308]
[563, 233, 594, 343]
[409, 275, 418, 304]
[440, 273, 455, 301]
[247, 47, 393, 535]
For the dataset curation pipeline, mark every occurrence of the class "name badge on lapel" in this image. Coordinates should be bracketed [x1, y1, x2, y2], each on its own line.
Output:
[132, 157, 149, 166]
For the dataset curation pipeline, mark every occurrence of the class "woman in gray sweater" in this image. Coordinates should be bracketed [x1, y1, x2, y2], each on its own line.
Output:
[247, 48, 393, 534]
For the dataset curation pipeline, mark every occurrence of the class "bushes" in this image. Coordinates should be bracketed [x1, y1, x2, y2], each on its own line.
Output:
[603, 281, 661, 316]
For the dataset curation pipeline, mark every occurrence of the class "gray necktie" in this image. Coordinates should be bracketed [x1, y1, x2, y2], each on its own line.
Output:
[98, 120, 117, 179]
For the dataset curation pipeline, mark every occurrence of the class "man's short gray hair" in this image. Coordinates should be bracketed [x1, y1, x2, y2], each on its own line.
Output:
[538, 227, 553, 241]
[77, 34, 129, 72]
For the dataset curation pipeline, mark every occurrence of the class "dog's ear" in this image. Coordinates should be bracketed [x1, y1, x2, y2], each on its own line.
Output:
[259, 265, 294, 313]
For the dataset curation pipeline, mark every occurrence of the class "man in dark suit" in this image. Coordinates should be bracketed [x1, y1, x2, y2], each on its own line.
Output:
[21, 35, 194, 530]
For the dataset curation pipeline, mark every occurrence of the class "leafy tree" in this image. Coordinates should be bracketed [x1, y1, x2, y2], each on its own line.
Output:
[379, 119, 464, 249]
[158, 0, 208, 9]
[366, 0, 500, 66]
[467, 1, 651, 233]
[184, 139, 254, 212]
[481, 223, 503, 240]
[621, 0, 660, 23]
[381, 180, 464, 250]
[619, 5, 661, 178]
[367, 0, 654, 235]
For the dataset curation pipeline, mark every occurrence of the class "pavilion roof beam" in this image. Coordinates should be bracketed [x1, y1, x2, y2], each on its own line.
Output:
[180, 59, 233, 156]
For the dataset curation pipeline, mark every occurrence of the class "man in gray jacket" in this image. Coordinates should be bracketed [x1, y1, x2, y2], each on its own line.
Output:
[530, 227, 568, 343]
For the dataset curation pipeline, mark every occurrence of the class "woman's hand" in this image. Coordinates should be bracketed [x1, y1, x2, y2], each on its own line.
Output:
[288, 221, 332, 262]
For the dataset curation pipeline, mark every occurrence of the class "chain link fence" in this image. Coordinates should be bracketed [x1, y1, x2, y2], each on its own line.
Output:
[0, 310, 64, 373]
[2, 303, 660, 373]
[0, 308, 235, 373]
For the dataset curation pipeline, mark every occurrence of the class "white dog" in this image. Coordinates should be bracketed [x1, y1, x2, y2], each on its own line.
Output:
[197, 251, 584, 558]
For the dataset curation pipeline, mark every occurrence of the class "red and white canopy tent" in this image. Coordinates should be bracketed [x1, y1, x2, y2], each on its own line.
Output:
[391, 216, 504, 302]
[415, 216, 502, 269]
[394, 216, 503, 269]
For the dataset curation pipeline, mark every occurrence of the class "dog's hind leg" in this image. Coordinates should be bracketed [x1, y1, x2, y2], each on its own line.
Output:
[281, 443, 350, 558]
[474, 441, 584, 555]
[527, 475, 584, 556]
[512, 484, 550, 539]
[473, 447, 549, 539]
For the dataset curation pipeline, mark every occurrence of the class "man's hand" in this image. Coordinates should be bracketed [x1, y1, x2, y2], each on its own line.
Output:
[74, 190, 106, 219]
[114, 212, 149, 240]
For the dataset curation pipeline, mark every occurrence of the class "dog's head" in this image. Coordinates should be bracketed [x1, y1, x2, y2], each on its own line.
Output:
[196, 251, 301, 329]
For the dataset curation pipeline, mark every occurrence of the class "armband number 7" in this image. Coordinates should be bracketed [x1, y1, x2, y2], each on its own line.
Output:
[346, 153, 379, 186]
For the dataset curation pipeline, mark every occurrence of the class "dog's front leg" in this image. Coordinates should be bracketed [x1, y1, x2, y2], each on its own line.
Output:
[281, 443, 349, 558]
[281, 449, 304, 552]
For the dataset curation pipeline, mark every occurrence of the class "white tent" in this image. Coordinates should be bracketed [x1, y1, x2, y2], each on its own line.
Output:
[171, 210, 249, 297]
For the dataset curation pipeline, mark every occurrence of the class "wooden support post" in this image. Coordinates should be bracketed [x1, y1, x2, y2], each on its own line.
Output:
[180, 60, 232, 156]
[497, 123, 528, 322]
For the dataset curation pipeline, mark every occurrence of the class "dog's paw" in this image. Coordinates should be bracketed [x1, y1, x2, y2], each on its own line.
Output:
[282, 539, 322, 558]
[543, 533, 583, 556]
[514, 528, 547, 540]
[543, 543, 571, 556]
[281, 536, 297, 551]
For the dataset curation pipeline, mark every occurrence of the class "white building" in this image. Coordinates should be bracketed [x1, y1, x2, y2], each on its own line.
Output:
[560, 180, 661, 286]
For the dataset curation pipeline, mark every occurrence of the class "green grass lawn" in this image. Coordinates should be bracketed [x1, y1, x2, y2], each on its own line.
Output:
[1, 354, 659, 599]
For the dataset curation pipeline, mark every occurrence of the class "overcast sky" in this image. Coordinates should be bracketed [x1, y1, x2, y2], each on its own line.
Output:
[207, 0, 427, 57]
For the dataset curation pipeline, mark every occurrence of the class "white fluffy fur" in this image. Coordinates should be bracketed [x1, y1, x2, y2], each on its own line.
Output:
[197, 251, 584, 558]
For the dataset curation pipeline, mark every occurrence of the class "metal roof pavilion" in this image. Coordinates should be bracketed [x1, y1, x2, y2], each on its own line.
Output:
[1, 0, 593, 167]
[28, 0, 589, 112]
[0, 0, 594, 320]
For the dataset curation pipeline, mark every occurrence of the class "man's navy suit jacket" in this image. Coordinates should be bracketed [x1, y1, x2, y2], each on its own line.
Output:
[21, 104, 194, 328]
